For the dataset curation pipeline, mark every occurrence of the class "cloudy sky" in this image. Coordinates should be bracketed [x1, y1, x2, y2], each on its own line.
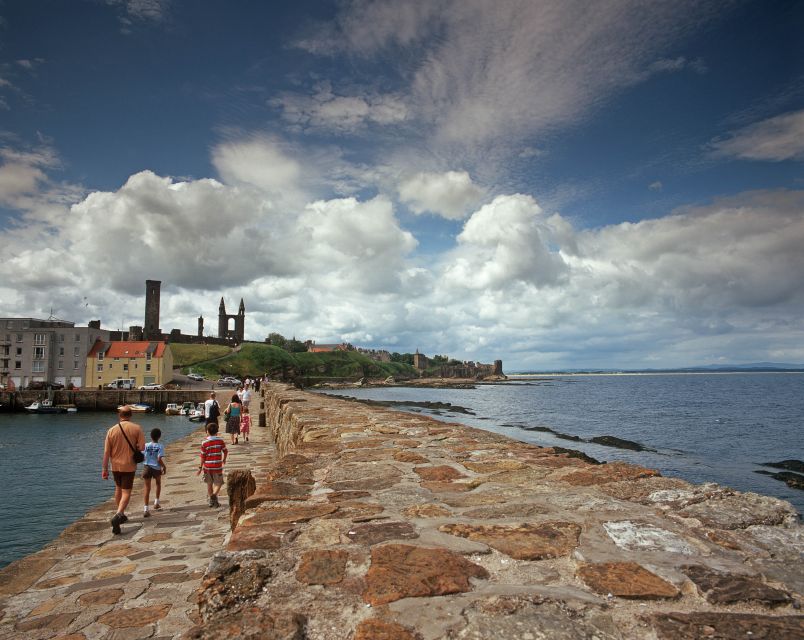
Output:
[1, 0, 803, 370]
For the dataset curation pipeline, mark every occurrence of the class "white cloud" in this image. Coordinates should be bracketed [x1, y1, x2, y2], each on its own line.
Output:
[272, 83, 408, 133]
[398, 170, 483, 219]
[649, 181, 663, 191]
[297, 0, 726, 148]
[710, 109, 804, 161]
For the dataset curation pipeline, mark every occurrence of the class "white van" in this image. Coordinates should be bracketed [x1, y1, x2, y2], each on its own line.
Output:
[106, 379, 135, 390]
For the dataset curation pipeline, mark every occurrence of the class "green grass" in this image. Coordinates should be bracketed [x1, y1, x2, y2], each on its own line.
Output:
[180, 342, 419, 382]
[170, 343, 233, 368]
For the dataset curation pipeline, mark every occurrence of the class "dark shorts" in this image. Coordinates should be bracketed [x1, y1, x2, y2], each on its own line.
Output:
[203, 471, 224, 486]
[142, 466, 162, 480]
[112, 471, 135, 490]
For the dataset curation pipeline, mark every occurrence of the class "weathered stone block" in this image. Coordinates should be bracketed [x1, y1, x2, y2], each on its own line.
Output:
[577, 561, 679, 599]
[439, 522, 582, 560]
[295, 549, 348, 585]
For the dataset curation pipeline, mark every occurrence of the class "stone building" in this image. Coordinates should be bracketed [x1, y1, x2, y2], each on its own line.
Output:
[144, 279, 162, 340]
[218, 298, 246, 342]
[86, 340, 173, 388]
[0, 317, 111, 389]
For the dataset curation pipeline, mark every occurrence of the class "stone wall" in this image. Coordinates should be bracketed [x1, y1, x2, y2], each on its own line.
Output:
[189, 383, 803, 639]
[1, 389, 210, 412]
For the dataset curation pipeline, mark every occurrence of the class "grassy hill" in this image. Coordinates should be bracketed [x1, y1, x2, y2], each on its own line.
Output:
[179, 342, 419, 382]
[170, 343, 233, 367]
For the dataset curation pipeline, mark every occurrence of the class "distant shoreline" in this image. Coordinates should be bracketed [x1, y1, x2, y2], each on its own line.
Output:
[509, 370, 804, 377]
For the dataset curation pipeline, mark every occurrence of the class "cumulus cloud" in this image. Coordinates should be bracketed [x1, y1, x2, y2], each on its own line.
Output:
[710, 109, 804, 161]
[398, 170, 483, 219]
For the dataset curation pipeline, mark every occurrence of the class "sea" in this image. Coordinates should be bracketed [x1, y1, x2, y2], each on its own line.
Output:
[0, 412, 204, 569]
[0, 373, 801, 570]
[320, 373, 804, 516]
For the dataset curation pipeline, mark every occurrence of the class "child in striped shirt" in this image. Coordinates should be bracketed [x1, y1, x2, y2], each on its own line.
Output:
[198, 422, 228, 507]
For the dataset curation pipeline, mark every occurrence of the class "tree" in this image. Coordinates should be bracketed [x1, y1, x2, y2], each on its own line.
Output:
[287, 338, 308, 352]
[266, 332, 287, 349]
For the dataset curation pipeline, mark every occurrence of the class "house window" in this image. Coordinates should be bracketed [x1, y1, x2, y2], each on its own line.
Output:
[33, 346, 45, 359]
[14, 361, 21, 369]
[146, 352, 152, 361]
[75, 334, 80, 341]
[123, 363, 129, 372]
[32, 361, 44, 373]
[58, 360, 64, 369]
[98, 352, 104, 361]
[73, 360, 79, 369]
[97, 363, 103, 372]
[145, 363, 151, 372]
[34, 334, 46, 345]
[58, 334, 64, 342]
[16, 347, 22, 356]
[74, 346, 80, 356]
[58, 346, 64, 356]
[16, 334, 22, 342]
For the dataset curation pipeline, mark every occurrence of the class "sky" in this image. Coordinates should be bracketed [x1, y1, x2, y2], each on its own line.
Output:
[1, 0, 803, 371]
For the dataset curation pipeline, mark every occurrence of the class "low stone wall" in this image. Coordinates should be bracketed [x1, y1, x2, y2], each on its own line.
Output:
[191, 383, 803, 639]
[1, 389, 210, 412]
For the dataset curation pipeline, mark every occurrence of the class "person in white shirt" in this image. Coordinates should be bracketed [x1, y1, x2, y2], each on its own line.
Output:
[204, 391, 220, 424]
[241, 386, 252, 410]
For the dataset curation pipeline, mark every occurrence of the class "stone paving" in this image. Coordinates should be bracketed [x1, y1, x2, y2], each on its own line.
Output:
[2, 382, 803, 639]
[0, 411, 276, 640]
[192, 383, 803, 640]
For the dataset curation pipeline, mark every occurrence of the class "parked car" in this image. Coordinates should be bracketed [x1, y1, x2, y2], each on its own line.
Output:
[139, 384, 165, 390]
[187, 373, 204, 381]
[27, 381, 65, 390]
[106, 379, 135, 390]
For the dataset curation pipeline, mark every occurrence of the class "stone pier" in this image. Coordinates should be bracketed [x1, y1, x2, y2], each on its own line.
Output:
[1, 382, 802, 639]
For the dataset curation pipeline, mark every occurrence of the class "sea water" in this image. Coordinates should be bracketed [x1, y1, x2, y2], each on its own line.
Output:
[321, 373, 804, 515]
[0, 412, 204, 569]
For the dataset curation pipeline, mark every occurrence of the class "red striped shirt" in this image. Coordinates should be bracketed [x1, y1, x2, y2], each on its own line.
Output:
[201, 436, 227, 471]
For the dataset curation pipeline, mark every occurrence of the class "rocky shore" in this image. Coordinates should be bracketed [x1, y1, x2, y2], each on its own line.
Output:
[1, 383, 802, 639]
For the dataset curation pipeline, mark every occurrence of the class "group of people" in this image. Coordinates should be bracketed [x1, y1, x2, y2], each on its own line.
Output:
[101, 381, 262, 534]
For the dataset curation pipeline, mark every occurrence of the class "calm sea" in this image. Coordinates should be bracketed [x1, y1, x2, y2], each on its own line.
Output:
[321, 373, 804, 516]
[0, 412, 204, 569]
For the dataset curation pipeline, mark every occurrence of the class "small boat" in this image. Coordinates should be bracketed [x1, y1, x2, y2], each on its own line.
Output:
[165, 403, 181, 415]
[188, 402, 206, 422]
[180, 401, 195, 416]
[118, 403, 154, 413]
[25, 399, 68, 414]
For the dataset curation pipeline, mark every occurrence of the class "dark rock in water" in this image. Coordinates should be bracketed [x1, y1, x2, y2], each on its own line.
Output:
[521, 425, 556, 433]
[754, 470, 804, 490]
[554, 432, 583, 442]
[553, 447, 602, 465]
[335, 396, 476, 415]
[761, 460, 804, 473]
[590, 435, 652, 452]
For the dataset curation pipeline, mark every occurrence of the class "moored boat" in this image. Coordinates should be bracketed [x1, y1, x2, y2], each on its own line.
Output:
[25, 399, 68, 414]
[165, 403, 181, 415]
[118, 403, 154, 413]
[188, 402, 206, 422]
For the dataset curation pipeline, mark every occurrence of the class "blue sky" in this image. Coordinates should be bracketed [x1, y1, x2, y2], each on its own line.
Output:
[1, 0, 803, 370]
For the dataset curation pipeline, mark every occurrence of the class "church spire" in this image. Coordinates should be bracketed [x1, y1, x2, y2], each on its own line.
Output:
[219, 297, 226, 312]
[238, 298, 245, 314]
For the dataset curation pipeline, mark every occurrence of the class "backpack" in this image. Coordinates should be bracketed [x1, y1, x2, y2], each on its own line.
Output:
[208, 400, 220, 422]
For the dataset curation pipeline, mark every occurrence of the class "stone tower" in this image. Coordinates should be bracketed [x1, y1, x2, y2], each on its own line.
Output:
[144, 280, 161, 340]
[218, 297, 246, 343]
[198, 315, 204, 338]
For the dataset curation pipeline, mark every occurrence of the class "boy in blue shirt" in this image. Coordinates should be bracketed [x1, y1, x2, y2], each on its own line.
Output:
[142, 428, 167, 517]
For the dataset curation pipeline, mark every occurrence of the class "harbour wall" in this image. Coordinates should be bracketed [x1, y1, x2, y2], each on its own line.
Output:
[0, 389, 211, 412]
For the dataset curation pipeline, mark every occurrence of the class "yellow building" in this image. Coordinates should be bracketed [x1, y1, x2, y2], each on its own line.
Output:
[86, 340, 173, 388]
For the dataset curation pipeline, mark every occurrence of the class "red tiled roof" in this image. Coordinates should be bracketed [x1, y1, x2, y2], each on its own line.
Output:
[87, 340, 167, 358]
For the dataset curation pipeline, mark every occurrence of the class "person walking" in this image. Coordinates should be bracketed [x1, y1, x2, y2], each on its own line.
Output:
[204, 391, 220, 425]
[102, 405, 145, 535]
[224, 393, 241, 444]
[142, 428, 167, 517]
[241, 385, 252, 411]
[198, 422, 228, 507]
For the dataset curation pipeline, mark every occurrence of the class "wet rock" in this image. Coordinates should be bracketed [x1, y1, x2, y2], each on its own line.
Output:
[414, 465, 467, 481]
[198, 551, 273, 618]
[554, 432, 583, 442]
[649, 611, 804, 640]
[347, 521, 419, 545]
[295, 549, 348, 585]
[354, 619, 422, 640]
[184, 607, 306, 640]
[761, 460, 804, 473]
[589, 435, 652, 452]
[603, 521, 698, 555]
[363, 544, 488, 605]
[439, 522, 582, 560]
[681, 564, 792, 606]
[578, 561, 679, 599]
[755, 470, 804, 490]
